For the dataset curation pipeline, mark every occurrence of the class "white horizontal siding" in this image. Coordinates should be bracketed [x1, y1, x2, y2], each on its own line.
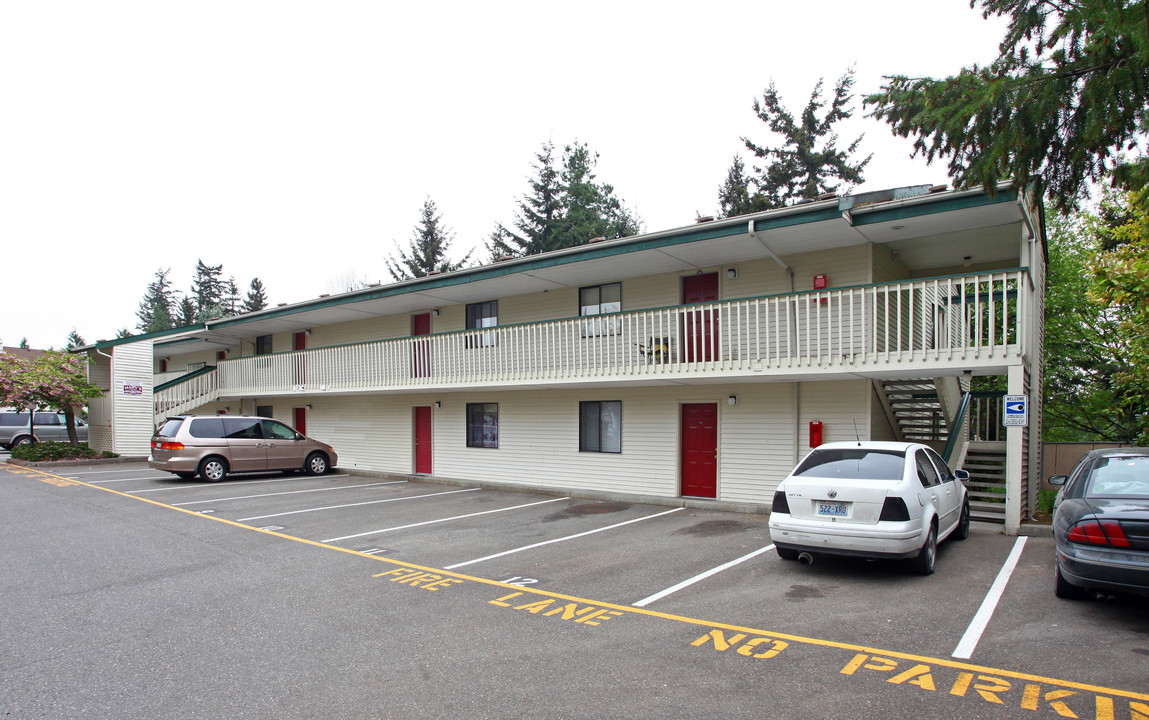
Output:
[112, 340, 155, 456]
[242, 380, 871, 506]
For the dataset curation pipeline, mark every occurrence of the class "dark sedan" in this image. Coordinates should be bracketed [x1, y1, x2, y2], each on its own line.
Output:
[1050, 448, 1149, 600]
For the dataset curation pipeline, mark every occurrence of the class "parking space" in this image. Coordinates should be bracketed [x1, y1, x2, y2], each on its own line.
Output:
[7, 460, 1148, 716]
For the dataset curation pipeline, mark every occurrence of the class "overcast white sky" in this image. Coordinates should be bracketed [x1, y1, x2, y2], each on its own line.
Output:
[1, 1, 1009, 349]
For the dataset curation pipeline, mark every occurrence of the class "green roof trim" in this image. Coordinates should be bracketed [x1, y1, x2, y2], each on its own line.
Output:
[849, 187, 1018, 226]
[81, 324, 207, 352]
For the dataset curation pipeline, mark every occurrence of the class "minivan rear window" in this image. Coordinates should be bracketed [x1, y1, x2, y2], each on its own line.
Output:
[157, 419, 185, 438]
[188, 418, 226, 438]
[793, 448, 906, 481]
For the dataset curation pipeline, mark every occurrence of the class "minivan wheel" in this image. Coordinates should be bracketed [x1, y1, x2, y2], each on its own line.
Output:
[305, 452, 328, 476]
[198, 457, 228, 482]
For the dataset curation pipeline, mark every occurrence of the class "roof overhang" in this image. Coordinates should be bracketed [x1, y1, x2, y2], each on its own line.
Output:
[146, 183, 1038, 359]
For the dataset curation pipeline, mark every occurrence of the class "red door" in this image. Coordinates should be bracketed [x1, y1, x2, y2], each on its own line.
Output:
[414, 406, 432, 474]
[412, 313, 431, 378]
[682, 273, 719, 362]
[293, 407, 307, 436]
[681, 403, 718, 498]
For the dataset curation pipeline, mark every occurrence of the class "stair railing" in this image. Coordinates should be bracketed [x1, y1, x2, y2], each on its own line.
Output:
[943, 390, 972, 466]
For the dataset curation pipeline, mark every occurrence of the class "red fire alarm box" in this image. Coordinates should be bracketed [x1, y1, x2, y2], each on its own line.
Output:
[813, 274, 828, 290]
[809, 420, 823, 448]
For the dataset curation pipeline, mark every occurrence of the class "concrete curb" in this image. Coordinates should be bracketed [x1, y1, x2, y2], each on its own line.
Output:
[7, 456, 146, 469]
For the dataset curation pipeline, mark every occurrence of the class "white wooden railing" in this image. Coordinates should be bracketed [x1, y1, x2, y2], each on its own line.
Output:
[200, 270, 1029, 397]
[154, 367, 220, 422]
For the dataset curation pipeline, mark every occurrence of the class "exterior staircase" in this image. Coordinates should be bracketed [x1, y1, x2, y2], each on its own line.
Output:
[876, 379, 949, 444]
[153, 366, 219, 425]
[962, 441, 1008, 523]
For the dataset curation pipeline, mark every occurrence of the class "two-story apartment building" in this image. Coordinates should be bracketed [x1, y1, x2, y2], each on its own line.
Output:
[81, 183, 1046, 533]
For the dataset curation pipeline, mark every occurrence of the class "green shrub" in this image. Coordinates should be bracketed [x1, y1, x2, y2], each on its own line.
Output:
[1037, 489, 1058, 514]
[10, 442, 118, 462]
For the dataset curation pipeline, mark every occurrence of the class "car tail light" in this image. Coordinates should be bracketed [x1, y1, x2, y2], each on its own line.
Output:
[879, 496, 911, 522]
[1067, 519, 1131, 548]
[771, 491, 791, 514]
[152, 441, 185, 451]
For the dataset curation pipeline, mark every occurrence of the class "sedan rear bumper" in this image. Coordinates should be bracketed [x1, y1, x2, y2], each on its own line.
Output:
[1057, 545, 1149, 598]
[769, 516, 927, 559]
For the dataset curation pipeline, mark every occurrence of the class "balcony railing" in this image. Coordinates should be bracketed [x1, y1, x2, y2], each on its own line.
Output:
[214, 270, 1029, 396]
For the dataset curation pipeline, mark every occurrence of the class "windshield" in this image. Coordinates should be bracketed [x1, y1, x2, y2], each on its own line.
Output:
[1084, 456, 1149, 498]
[793, 448, 906, 481]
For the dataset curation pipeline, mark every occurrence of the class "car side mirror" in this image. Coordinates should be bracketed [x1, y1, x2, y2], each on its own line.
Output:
[1048, 475, 1068, 486]
[954, 469, 969, 481]
[295, 432, 305, 441]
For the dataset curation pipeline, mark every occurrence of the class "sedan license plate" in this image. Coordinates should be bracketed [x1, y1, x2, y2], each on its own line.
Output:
[817, 501, 848, 517]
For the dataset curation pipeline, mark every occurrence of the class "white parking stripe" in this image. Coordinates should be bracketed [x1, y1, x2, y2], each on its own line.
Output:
[127, 474, 356, 493]
[444, 507, 684, 570]
[171, 480, 406, 506]
[83, 476, 177, 484]
[236, 488, 480, 521]
[322, 496, 569, 543]
[632, 544, 777, 607]
[951, 536, 1028, 660]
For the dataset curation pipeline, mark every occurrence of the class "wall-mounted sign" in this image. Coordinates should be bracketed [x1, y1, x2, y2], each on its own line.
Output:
[123, 382, 144, 396]
[1002, 394, 1028, 427]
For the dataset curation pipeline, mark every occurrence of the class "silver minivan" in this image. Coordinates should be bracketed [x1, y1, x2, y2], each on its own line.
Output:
[149, 415, 338, 481]
[0, 411, 89, 449]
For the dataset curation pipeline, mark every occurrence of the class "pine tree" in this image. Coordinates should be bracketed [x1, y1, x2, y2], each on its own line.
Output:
[385, 198, 474, 281]
[19, 338, 29, 349]
[718, 156, 770, 218]
[65, 329, 85, 350]
[735, 69, 870, 211]
[243, 278, 269, 312]
[175, 296, 197, 327]
[192, 260, 226, 320]
[222, 276, 240, 316]
[866, 0, 1149, 213]
[490, 140, 643, 260]
[488, 141, 564, 259]
[135, 268, 176, 333]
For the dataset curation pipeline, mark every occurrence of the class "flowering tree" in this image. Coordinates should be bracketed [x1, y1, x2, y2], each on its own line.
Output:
[0, 350, 103, 445]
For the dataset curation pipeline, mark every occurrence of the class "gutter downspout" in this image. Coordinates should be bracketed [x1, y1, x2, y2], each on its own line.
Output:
[95, 347, 114, 454]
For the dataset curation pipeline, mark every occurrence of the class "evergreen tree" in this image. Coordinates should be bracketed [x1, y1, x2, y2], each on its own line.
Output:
[386, 198, 474, 281]
[222, 276, 240, 316]
[717, 156, 771, 218]
[490, 140, 643, 261]
[243, 278, 269, 313]
[136, 267, 176, 333]
[65, 329, 85, 350]
[114, 328, 133, 339]
[736, 69, 870, 212]
[488, 141, 564, 259]
[19, 338, 29, 349]
[865, 0, 1149, 213]
[192, 259, 225, 320]
[557, 141, 642, 246]
[175, 296, 197, 326]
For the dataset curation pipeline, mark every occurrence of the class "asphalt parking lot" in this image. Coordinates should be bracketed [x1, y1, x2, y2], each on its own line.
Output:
[2, 460, 1147, 719]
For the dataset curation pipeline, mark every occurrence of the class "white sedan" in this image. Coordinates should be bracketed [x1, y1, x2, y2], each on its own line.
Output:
[768, 441, 971, 574]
